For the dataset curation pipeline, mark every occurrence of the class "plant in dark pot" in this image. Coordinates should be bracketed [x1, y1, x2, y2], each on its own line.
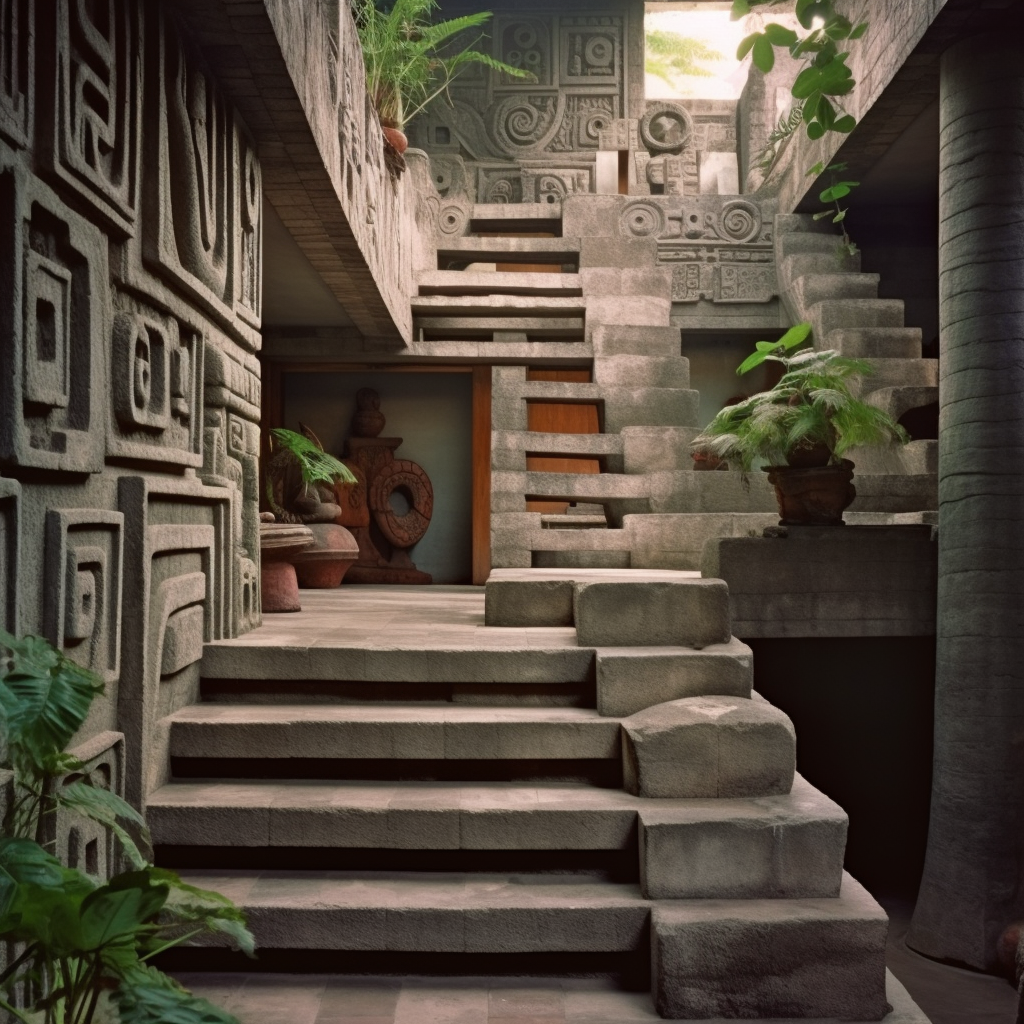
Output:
[352, 0, 535, 159]
[691, 322, 909, 525]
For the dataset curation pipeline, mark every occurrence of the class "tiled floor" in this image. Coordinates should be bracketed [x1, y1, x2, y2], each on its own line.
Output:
[211, 586, 579, 650]
[178, 971, 929, 1024]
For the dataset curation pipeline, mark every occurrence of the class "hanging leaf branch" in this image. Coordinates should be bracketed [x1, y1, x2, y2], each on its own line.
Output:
[731, 0, 869, 251]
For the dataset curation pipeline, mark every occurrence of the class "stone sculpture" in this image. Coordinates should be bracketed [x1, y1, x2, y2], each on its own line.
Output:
[338, 389, 434, 585]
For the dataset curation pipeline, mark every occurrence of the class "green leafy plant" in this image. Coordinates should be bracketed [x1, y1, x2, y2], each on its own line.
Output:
[692, 322, 909, 472]
[0, 631, 255, 1024]
[352, 0, 535, 130]
[268, 428, 357, 500]
[732, 0, 868, 250]
[645, 29, 723, 89]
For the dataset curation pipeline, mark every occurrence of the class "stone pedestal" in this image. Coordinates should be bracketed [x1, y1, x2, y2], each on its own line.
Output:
[260, 523, 314, 613]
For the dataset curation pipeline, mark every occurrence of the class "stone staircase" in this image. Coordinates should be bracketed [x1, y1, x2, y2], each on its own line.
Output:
[146, 578, 926, 1021]
[407, 196, 937, 573]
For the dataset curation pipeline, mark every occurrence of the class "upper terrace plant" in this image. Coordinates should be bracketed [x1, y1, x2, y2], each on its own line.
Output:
[691, 323, 908, 472]
[352, 0, 535, 133]
[733, 0, 868, 254]
[0, 630, 254, 1024]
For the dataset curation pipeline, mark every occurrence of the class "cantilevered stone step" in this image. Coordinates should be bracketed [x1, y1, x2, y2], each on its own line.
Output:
[401, 340, 593, 364]
[437, 237, 581, 267]
[788, 272, 880, 308]
[855, 357, 939, 393]
[167, 705, 621, 762]
[592, 324, 681, 358]
[867, 385, 938, 422]
[826, 326, 923, 358]
[776, 230, 851, 261]
[415, 317, 585, 339]
[149, 776, 846, 899]
[200, 641, 593, 685]
[417, 271, 583, 297]
[594, 355, 690, 389]
[494, 430, 624, 459]
[523, 471, 655, 505]
[471, 202, 563, 226]
[780, 250, 861, 282]
[175, 869, 649, 953]
[411, 295, 587, 317]
[809, 297, 905, 338]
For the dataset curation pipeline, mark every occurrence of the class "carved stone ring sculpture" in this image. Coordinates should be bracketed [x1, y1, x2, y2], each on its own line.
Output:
[369, 460, 434, 549]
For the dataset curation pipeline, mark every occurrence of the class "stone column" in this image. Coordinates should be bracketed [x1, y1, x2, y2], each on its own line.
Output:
[907, 31, 1024, 970]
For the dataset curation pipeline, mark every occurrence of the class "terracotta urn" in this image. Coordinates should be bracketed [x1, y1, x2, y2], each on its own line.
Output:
[763, 459, 856, 526]
[259, 521, 314, 613]
[293, 523, 360, 588]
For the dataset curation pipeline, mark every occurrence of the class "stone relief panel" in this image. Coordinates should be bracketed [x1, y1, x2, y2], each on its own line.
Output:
[43, 508, 124, 684]
[140, 9, 261, 350]
[117, 475, 231, 806]
[108, 293, 204, 467]
[0, 478, 19, 634]
[0, 142, 108, 473]
[560, 17, 622, 85]
[496, 17, 552, 86]
[618, 195, 778, 304]
[203, 341, 261, 635]
[39, 0, 142, 236]
[0, 0, 33, 148]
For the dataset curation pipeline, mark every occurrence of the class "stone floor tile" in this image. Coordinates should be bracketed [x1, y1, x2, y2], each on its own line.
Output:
[393, 979, 490, 1024]
[318, 978, 401, 1017]
[488, 982, 565, 1018]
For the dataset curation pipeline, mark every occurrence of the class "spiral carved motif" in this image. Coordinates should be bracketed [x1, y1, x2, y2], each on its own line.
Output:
[492, 95, 559, 155]
[621, 201, 666, 238]
[437, 203, 469, 236]
[369, 460, 434, 549]
[719, 200, 762, 244]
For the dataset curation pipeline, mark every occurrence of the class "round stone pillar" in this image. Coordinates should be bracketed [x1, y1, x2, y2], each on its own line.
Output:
[907, 32, 1024, 970]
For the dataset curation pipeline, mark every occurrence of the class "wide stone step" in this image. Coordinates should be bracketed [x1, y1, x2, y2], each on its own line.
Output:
[809, 297, 905, 338]
[855, 357, 939, 394]
[867, 385, 939, 422]
[593, 354, 690, 389]
[167, 705, 621, 762]
[776, 230, 850, 260]
[415, 317, 585, 339]
[150, 776, 845, 899]
[401, 340, 593, 363]
[417, 271, 583, 297]
[780, 250, 861, 282]
[201, 641, 593, 685]
[175, 869, 649, 953]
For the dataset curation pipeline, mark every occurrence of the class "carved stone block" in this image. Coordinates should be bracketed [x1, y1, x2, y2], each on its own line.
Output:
[108, 295, 204, 467]
[44, 508, 124, 684]
[599, 118, 639, 152]
[39, 0, 141, 235]
[0, 477, 20, 634]
[560, 16, 622, 85]
[0, 142, 108, 472]
[495, 17, 552, 87]
[0, 0, 33, 148]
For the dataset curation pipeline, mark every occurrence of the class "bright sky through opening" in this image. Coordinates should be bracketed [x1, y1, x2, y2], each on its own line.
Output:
[645, 8, 750, 100]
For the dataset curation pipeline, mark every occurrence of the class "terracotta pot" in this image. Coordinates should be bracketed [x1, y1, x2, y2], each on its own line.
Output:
[293, 523, 360, 588]
[381, 124, 408, 154]
[692, 452, 726, 471]
[764, 459, 855, 526]
[259, 522, 314, 612]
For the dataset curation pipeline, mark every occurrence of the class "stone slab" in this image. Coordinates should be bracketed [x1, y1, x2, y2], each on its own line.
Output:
[639, 774, 846, 899]
[651, 872, 890, 1020]
[622, 695, 796, 799]
[595, 640, 752, 717]
[573, 579, 730, 648]
[701, 525, 937, 638]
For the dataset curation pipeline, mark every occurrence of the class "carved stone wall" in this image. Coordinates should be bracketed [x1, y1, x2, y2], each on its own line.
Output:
[0, 1, 262, 811]
[406, 2, 741, 205]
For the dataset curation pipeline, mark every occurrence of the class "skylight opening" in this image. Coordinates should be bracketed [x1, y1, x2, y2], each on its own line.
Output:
[644, 3, 750, 101]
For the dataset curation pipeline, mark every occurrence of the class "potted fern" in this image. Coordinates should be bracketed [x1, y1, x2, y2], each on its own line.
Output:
[691, 323, 909, 524]
[352, 0, 535, 154]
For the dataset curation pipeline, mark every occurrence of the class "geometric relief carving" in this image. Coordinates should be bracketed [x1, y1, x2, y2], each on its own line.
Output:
[521, 163, 592, 204]
[44, 509, 123, 683]
[0, 478, 20, 634]
[0, 149, 107, 472]
[143, 11, 261, 347]
[550, 94, 617, 152]
[560, 16, 622, 84]
[45, 0, 140, 234]
[56, 731, 125, 878]
[0, 0, 33, 148]
[492, 92, 564, 156]
[496, 18, 551, 85]
[108, 295, 203, 467]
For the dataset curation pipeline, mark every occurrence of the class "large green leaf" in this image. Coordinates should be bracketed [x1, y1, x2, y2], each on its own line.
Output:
[116, 983, 241, 1024]
[78, 877, 169, 951]
[0, 635, 101, 766]
[59, 781, 152, 870]
[751, 34, 775, 73]
[0, 837, 65, 889]
[149, 869, 255, 957]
